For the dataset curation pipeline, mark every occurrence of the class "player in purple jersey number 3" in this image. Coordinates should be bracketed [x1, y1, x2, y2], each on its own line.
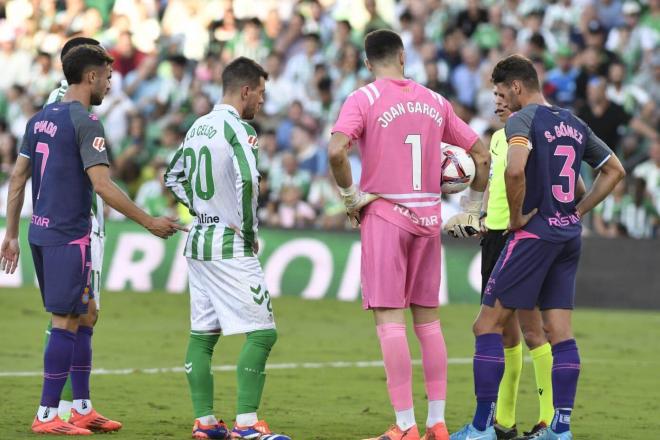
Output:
[450, 55, 625, 440]
[0, 44, 186, 436]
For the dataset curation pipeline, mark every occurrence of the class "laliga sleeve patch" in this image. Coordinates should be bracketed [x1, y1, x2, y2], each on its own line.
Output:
[92, 137, 106, 152]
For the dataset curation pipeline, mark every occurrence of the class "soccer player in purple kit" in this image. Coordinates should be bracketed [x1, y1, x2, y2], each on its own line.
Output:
[0, 44, 185, 435]
[450, 55, 625, 440]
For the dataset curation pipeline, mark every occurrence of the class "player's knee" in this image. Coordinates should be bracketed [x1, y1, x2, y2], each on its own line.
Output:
[80, 307, 97, 327]
[472, 319, 500, 336]
[247, 328, 278, 351]
[521, 326, 546, 349]
[542, 321, 572, 345]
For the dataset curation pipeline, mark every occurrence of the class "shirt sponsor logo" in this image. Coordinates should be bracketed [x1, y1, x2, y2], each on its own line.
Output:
[548, 210, 580, 227]
[31, 214, 50, 228]
[92, 137, 106, 152]
[198, 213, 221, 224]
[393, 204, 439, 227]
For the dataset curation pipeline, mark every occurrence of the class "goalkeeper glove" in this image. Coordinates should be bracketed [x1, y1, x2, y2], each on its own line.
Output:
[339, 184, 379, 227]
[443, 191, 483, 238]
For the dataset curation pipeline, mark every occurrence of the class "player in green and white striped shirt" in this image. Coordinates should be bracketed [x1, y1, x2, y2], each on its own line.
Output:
[42, 37, 110, 423]
[165, 57, 289, 440]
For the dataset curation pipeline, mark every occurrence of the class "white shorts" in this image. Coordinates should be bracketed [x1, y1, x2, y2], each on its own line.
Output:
[90, 232, 104, 310]
[188, 257, 276, 336]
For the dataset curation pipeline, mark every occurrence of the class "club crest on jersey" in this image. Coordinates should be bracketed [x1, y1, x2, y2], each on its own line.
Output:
[247, 135, 259, 149]
[88, 113, 99, 121]
[92, 137, 106, 152]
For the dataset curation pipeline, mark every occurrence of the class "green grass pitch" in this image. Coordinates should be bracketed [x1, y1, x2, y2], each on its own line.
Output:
[1, 289, 659, 439]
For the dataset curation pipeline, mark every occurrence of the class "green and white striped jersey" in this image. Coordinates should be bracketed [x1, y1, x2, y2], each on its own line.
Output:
[46, 80, 105, 236]
[165, 104, 260, 260]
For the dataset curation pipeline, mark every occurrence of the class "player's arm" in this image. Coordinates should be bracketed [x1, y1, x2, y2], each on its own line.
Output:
[329, 94, 377, 226]
[163, 144, 195, 215]
[468, 138, 490, 193]
[575, 126, 625, 217]
[72, 107, 186, 238]
[87, 165, 186, 238]
[505, 139, 537, 231]
[0, 155, 30, 274]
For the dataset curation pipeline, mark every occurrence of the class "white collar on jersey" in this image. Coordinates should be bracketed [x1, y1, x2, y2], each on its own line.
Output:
[213, 104, 240, 117]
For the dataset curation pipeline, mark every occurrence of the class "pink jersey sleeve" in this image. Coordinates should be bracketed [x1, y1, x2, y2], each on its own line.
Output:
[442, 102, 479, 151]
[332, 92, 365, 141]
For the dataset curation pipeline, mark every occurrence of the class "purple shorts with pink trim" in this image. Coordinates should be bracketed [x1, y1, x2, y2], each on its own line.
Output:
[482, 231, 581, 310]
[30, 237, 92, 315]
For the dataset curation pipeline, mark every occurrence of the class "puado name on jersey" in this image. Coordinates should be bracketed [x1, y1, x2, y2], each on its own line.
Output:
[377, 101, 444, 128]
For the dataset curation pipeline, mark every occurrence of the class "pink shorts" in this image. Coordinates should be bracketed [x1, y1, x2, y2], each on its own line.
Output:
[360, 214, 441, 310]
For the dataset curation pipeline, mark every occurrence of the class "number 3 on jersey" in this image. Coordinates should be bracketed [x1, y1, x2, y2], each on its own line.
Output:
[184, 146, 215, 200]
[552, 144, 576, 203]
[404, 134, 422, 191]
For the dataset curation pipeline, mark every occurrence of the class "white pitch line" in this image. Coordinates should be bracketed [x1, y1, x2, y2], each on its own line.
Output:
[0, 358, 473, 378]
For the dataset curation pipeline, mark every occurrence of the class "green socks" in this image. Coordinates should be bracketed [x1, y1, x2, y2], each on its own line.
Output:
[236, 329, 278, 415]
[530, 342, 554, 425]
[496, 343, 523, 428]
[185, 331, 220, 418]
[45, 321, 73, 401]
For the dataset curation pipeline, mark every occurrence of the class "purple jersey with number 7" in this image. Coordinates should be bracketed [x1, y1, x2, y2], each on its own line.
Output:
[504, 104, 613, 243]
[19, 101, 109, 246]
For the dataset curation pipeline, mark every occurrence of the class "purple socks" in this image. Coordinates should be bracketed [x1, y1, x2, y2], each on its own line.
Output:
[472, 333, 505, 431]
[551, 339, 581, 433]
[41, 328, 76, 407]
[71, 326, 93, 401]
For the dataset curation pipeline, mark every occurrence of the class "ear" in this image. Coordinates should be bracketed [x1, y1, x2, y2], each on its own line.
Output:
[241, 84, 250, 100]
[512, 80, 522, 95]
[399, 50, 405, 66]
[364, 58, 372, 72]
[86, 68, 97, 85]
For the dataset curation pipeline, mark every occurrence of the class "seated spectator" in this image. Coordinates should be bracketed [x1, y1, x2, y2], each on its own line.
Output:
[269, 152, 312, 199]
[593, 179, 627, 237]
[273, 185, 316, 229]
[308, 175, 345, 229]
[291, 124, 326, 176]
[546, 46, 580, 108]
[633, 140, 660, 213]
[620, 177, 659, 238]
[135, 165, 178, 217]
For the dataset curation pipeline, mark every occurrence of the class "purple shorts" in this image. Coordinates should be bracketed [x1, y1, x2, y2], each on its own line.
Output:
[482, 231, 581, 310]
[30, 239, 93, 315]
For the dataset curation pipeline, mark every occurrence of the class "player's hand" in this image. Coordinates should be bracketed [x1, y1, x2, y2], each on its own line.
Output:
[0, 237, 20, 274]
[147, 216, 189, 238]
[506, 208, 538, 233]
[443, 212, 481, 238]
[339, 184, 379, 228]
[443, 195, 483, 238]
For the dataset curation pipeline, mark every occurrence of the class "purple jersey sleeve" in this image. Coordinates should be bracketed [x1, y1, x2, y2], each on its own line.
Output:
[69, 102, 109, 170]
[577, 118, 613, 169]
[443, 102, 479, 151]
[504, 104, 538, 143]
[19, 126, 31, 159]
[332, 92, 365, 142]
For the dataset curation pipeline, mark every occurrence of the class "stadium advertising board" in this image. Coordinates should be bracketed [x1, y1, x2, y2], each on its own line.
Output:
[0, 220, 482, 304]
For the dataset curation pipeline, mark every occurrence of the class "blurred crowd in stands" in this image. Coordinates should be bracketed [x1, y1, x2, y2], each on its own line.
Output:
[0, 0, 657, 238]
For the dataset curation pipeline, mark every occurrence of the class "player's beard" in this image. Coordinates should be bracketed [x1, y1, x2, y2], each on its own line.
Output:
[90, 91, 104, 106]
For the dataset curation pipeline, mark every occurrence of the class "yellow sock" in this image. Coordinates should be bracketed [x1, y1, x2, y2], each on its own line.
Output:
[496, 343, 523, 428]
[530, 342, 554, 425]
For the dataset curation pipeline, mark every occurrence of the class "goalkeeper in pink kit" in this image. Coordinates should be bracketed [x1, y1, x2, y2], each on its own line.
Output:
[328, 30, 490, 440]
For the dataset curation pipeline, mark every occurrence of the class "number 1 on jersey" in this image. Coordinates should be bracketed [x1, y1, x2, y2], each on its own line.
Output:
[405, 134, 422, 191]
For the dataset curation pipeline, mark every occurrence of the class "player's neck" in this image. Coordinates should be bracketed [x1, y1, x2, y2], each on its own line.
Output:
[520, 92, 549, 108]
[61, 85, 91, 108]
[373, 66, 405, 81]
[221, 95, 244, 117]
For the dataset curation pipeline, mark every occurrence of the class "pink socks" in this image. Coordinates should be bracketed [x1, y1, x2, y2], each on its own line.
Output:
[376, 323, 413, 411]
[414, 320, 448, 401]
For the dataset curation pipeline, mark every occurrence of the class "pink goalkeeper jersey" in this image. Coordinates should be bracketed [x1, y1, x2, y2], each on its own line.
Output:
[332, 78, 479, 236]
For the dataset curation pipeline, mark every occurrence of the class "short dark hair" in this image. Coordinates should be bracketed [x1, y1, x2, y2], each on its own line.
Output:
[62, 44, 114, 85]
[364, 29, 403, 64]
[61, 37, 100, 62]
[491, 54, 540, 91]
[222, 57, 268, 93]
